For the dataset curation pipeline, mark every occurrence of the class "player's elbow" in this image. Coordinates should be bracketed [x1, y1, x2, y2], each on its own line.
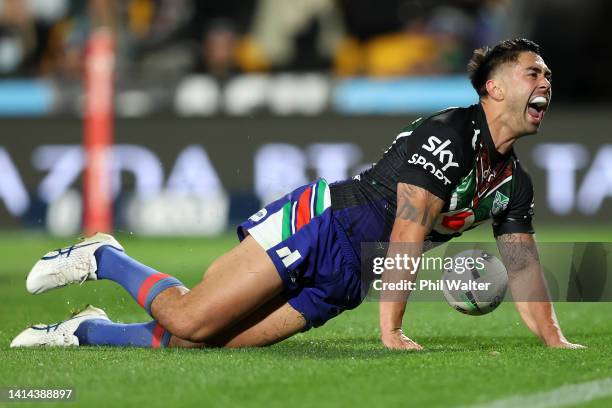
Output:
[389, 220, 428, 244]
[390, 230, 425, 243]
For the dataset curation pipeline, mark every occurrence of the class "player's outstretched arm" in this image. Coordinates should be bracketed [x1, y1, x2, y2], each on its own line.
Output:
[379, 183, 444, 350]
[496, 233, 585, 349]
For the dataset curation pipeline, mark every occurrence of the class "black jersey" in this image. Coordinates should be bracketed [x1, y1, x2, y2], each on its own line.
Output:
[330, 103, 535, 253]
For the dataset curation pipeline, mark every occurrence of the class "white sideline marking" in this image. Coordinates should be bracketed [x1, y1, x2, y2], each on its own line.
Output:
[466, 377, 612, 408]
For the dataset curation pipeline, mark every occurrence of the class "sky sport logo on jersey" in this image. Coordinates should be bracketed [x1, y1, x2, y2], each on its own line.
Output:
[406, 136, 459, 185]
[421, 136, 460, 171]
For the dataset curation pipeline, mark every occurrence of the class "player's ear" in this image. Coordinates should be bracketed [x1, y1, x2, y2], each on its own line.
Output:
[485, 79, 504, 101]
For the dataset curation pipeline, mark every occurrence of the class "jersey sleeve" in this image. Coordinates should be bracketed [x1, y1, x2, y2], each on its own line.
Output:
[397, 121, 466, 201]
[492, 162, 535, 236]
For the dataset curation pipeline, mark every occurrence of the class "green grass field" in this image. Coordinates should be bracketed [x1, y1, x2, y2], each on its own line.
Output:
[1, 228, 612, 408]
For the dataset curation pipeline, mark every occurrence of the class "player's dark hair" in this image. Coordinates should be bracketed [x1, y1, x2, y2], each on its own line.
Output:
[467, 38, 541, 96]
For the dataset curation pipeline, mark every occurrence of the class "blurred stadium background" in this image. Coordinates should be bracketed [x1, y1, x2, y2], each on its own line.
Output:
[0, 0, 611, 237]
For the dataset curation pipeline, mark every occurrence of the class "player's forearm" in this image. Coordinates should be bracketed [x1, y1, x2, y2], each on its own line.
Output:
[378, 237, 423, 333]
[512, 263, 566, 345]
[380, 182, 442, 342]
[522, 300, 567, 345]
[497, 233, 560, 343]
[379, 301, 407, 333]
[514, 301, 540, 336]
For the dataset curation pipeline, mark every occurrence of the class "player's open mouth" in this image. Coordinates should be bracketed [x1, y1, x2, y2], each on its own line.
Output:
[527, 96, 548, 123]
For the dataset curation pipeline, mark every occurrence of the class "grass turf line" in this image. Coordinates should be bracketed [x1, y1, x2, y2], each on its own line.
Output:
[0, 230, 611, 408]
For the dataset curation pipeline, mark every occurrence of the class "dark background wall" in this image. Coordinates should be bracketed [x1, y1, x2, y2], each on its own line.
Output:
[2, 108, 611, 232]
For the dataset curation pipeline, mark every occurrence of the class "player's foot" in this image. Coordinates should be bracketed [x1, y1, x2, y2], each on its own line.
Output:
[26, 233, 124, 294]
[10, 305, 109, 348]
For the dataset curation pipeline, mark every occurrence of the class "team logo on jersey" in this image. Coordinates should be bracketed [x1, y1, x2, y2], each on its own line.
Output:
[492, 191, 510, 215]
[276, 246, 302, 268]
[249, 208, 268, 222]
[421, 136, 459, 171]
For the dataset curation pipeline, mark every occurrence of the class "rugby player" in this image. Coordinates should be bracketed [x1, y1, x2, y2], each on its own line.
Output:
[11, 38, 583, 350]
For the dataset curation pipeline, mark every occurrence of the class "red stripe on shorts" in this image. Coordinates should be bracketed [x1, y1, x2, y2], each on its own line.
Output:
[296, 186, 312, 230]
[137, 273, 170, 308]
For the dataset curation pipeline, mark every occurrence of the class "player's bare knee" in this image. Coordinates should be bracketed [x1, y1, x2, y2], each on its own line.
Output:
[164, 318, 200, 342]
[186, 324, 218, 343]
[171, 324, 207, 343]
[161, 309, 217, 342]
[180, 311, 227, 342]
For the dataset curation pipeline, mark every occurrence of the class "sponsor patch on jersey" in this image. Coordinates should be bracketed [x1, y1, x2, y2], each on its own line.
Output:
[421, 136, 459, 171]
[408, 153, 452, 185]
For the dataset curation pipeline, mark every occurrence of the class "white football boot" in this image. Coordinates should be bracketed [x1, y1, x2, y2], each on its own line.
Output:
[26, 232, 124, 294]
[10, 305, 109, 348]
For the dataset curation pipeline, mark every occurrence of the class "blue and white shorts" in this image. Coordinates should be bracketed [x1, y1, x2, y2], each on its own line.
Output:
[237, 179, 362, 329]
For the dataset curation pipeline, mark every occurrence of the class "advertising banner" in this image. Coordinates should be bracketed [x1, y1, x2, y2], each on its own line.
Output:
[1, 108, 611, 234]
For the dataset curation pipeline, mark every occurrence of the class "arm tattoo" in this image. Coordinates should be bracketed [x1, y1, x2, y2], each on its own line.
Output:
[496, 233, 540, 275]
[395, 183, 442, 230]
[396, 186, 419, 221]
